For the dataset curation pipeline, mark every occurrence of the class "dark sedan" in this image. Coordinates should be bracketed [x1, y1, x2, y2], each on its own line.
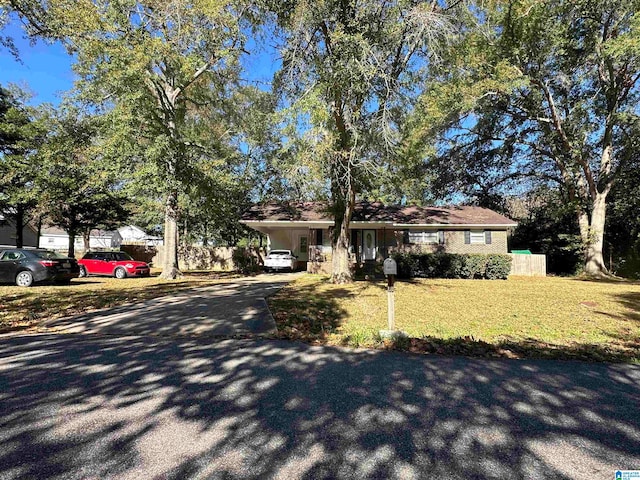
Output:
[0, 249, 80, 287]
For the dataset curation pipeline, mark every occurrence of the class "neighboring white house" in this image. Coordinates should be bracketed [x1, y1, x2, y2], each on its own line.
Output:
[0, 214, 38, 248]
[39, 226, 80, 250]
[118, 225, 163, 246]
[39, 226, 123, 250]
[89, 229, 123, 249]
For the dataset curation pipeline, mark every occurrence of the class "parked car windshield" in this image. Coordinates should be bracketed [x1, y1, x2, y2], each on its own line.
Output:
[32, 250, 69, 260]
[112, 252, 134, 261]
[269, 250, 292, 256]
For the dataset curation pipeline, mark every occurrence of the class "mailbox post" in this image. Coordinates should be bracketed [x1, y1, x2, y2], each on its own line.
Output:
[383, 258, 397, 331]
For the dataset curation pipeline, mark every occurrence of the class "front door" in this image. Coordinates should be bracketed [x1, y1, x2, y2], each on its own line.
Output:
[362, 230, 376, 261]
[295, 233, 309, 262]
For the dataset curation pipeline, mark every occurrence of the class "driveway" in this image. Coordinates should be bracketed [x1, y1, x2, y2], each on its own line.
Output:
[43, 272, 301, 337]
[0, 334, 639, 480]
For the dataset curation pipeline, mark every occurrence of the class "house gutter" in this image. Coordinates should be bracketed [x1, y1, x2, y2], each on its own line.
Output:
[392, 223, 518, 228]
[240, 220, 334, 228]
[241, 220, 517, 229]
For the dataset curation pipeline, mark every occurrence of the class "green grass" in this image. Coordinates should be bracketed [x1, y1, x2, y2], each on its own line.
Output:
[5, 270, 640, 362]
[0, 271, 240, 333]
[268, 275, 640, 362]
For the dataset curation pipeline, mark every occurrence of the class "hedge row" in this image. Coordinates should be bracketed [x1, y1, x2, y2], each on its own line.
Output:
[392, 253, 512, 280]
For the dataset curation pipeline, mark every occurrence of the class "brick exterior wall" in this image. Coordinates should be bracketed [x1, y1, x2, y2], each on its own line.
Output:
[306, 228, 510, 273]
[444, 230, 508, 254]
[387, 229, 509, 255]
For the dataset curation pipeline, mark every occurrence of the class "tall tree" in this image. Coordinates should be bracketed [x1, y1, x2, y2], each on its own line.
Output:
[414, 0, 640, 277]
[0, 85, 47, 247]
[38, 107, 128, 258]
[7, 0, 253, 278]
[272, 0, 454, 283]
[604, 123, 640, 276]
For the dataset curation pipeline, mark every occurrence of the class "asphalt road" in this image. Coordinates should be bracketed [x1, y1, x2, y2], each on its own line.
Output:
[0, 333, 639, 480]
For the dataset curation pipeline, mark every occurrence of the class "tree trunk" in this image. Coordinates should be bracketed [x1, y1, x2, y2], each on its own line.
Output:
[202, 221, 208, 247]
[36, 215, 43, 248]
[183, 218, 188, 246]
[83, 232, 90, 252]
[583, 191, 609, 277]
[158, 85, 184, 280]
[331, 214, 353, 283]
[14, 205, 24, 248]
[331, 187, 356, 284]
[67, 230, 76, 259]
[160, 190, 181, 279]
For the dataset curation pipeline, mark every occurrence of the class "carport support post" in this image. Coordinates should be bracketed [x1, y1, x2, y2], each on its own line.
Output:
[387, 274, 395, 331]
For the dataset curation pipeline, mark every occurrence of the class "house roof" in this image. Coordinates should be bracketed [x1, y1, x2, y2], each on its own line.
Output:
[41, 226, 121, 238]
[40, 226, 68, 236]
[242, 202, 517, 227]
[118, 225, 162, 240]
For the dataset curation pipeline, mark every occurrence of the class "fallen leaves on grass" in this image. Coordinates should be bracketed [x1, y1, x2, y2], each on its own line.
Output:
[268, 275, 640, 363]
[0, 273, 238, 333]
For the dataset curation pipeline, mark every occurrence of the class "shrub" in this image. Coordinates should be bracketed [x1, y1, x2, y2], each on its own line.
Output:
[232, 248, 260, 274]
[485, 254, 513, 280]
[392, 252, 418, 279]
[459, 254, 488, 279]
[390, 252, 511, 280]
[448, 254, 466, 279]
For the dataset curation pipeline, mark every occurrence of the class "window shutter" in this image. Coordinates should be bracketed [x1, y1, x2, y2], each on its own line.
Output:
[403, 230, 409, 244]
[438, 231, 444, 244]
[464, 230, 471, 244]
[485, 231, 492, 244]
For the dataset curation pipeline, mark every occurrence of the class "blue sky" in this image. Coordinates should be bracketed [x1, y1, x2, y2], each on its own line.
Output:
[0, 17, 280, 106]
[0, 19, 75, 105]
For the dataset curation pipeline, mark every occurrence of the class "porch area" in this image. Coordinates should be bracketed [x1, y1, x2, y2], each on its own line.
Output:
[308, 227, 397, 276]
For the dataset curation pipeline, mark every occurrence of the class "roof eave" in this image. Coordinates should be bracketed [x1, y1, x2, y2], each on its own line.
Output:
[240, 220, 334, 227]
[393, 223, 518, 228]
[242, 220, 517, 228]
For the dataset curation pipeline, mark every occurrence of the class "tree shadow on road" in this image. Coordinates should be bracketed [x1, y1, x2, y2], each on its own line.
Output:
[0, 334, 638, 479]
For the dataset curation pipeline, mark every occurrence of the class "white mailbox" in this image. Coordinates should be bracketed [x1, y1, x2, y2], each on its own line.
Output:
[383, 258, 397, 276]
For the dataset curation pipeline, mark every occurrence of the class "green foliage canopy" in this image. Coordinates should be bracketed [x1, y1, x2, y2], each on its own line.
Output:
[412, 0, 640, 276]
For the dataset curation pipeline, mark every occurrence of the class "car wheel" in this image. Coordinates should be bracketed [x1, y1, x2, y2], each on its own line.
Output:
[15, 270, 34, 287]
[78, 265, 87, 278]
[114, 267, 127, 279]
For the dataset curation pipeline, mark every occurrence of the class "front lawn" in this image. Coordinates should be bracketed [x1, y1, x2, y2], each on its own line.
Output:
[0, 272, 240, 333]
[268, 275, 640, 363]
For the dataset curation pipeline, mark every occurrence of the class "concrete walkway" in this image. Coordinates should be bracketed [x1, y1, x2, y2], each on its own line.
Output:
[43, 272, 301, 337]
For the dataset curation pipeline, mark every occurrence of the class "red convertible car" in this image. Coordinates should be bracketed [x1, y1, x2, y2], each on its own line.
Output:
[78, 251, 151, 279]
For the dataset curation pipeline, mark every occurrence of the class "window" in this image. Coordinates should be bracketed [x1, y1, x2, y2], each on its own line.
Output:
[33, 250, 68, 259]
[1, 252, 24, 261]
[408, 231, 439, 244]
[469, 230, 485, 244]
[299, 236, 308, 254]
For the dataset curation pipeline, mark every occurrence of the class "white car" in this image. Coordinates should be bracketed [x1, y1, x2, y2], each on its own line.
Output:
[264, 250, 298, 272]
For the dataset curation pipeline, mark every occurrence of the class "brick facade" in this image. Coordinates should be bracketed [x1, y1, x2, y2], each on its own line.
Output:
[445, 230, 508, 254]
[307, 228, 510, 273]
[391, 230, 508, 255]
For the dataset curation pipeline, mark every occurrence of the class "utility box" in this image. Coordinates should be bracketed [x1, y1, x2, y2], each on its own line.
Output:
[383, 257, 397, 276]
